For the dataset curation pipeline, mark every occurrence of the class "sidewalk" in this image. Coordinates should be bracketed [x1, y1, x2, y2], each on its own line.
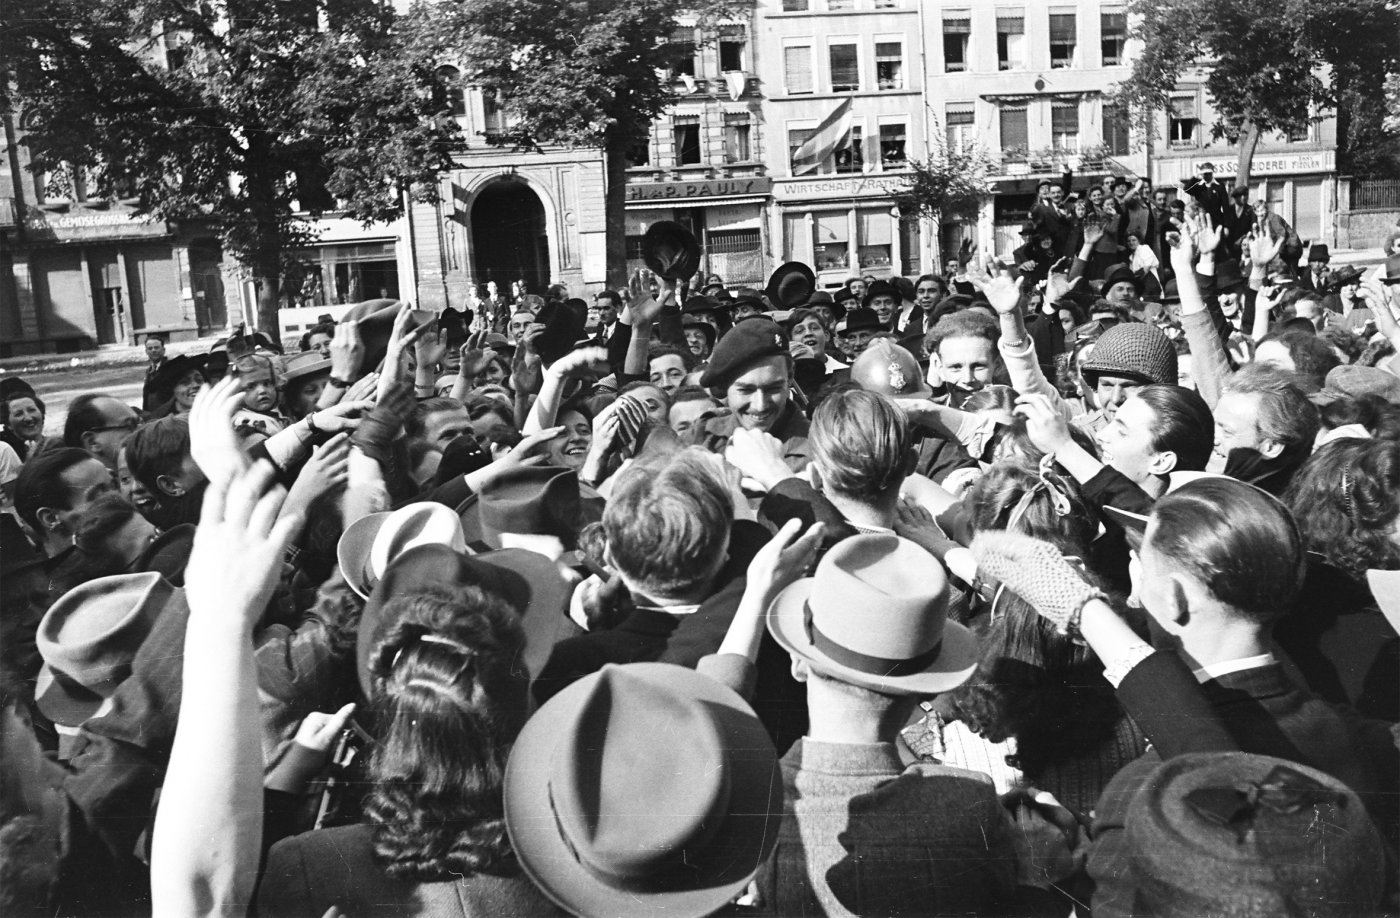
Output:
[0, 335, 222, 377]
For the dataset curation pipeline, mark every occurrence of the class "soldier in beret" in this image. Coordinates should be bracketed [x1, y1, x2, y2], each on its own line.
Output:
[699, 319, 810, 468]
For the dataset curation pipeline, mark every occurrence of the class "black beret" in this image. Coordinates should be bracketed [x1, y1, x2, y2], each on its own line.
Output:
[699, 319, 789, 390]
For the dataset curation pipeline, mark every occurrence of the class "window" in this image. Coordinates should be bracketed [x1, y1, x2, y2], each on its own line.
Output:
[435, 66, 466, 118]
[782, 0, 809, 10]
[1286, 122, 1312, 143]
[724, 115, 751, 162]
[668, 28, 697, 77]
[628, 134, 650, 168]
[784, 45, 814, 94]
[719, 27, 746, 72]
[789, 126, 816, 172]
[943, 13, 971, 72]
[1101, 10, 1127, 66]
[1049, 12, 1077, 68]
[815, 212, 850, 270]
[1102, 103, 1129, 155]
[997, 12, 1025, 70]
[835, 126, 863, 174]
[875, 42, 903, 90]
[482, 89, 507, 134]
[999, 104, 1029, 159]
[858, 208, 893, 268]
[879, 122, 907, 167]
[674, 121, 702, 165]
[829, 43, 859, 92]
[828, 0, 856, 9]
[1051, 102, 1079, 151]
[946, 105, 975, 149]
[1169, 96, 1198, 146]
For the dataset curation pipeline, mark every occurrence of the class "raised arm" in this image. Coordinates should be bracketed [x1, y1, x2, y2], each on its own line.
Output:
[985, 273, 1075, 419]
[1170, 223, 1232, 409]
[523, 346, 610, 435]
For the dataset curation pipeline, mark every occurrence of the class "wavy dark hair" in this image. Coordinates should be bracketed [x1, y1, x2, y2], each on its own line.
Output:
[362, 587, 529, 882]
[1317, 393, 1400, 441]
[1284, 438, 1400, 581]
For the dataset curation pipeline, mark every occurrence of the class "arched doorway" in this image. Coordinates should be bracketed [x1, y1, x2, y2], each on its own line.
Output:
[471, 179, 549, 295]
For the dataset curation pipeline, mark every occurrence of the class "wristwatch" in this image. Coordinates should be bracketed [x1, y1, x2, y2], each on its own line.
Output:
[327, 376, 350, 389]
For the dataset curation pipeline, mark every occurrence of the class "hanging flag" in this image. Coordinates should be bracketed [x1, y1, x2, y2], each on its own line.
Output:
[791, 98, 853, 176]
[724, 70, 747, 102]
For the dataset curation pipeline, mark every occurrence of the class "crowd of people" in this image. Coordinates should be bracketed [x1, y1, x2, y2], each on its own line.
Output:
[1, 179, 1399, 918]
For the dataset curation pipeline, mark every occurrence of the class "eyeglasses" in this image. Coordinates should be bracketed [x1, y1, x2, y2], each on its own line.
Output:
[90, 418, 140, 433]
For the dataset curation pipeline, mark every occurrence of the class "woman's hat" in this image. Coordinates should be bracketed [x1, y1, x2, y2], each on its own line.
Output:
[355, 542, 573, 695]
[337, 502, 467, 599]
[150, 353, 208, 396]
[36, 572, 175, 726]
[766, 261, 817, 309]
[768, 533, 977, 695]
[504, 663, 782, 918]
[642, 221, 702, 281]
[1126, 752, 1384, 918]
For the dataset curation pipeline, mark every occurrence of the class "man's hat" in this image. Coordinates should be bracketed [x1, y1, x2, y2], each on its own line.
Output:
[1196, 161, 1216, 172]
[1019, 221, 1037, 236]
[356, 542, 573, 695]
[1101, 263, 1142, 294]
[1382, 253, 1400, 286]
[281, 350, 333, 387]
[1306, 243, 1330, 263]
[1211, 258, 1249, 294]
[841, 307, 883, 335]
[851, 338, 933, 399]
[1229, 185, 1250, 200]
[699, 320, 789, 390]
[1311, 364, 1400, 406]
[505, 663, 781, 917]
[861, 279, 901, 310]
[768, 534, 977, 695]
[681, 294, 725, 317]
[458, 465, 599, 552]
[337, 502, 467, 599]
[766, 261, 817, 310]
[438, 306, 473, 344]
[36, 572, 174, 726]
[805, 289, 845, 320]
[1081, 321, 1178, 387]
[642, 221, 702, 281]
[339, 299, 414, 375]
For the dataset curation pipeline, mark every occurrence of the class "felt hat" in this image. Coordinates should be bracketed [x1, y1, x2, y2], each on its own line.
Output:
[1325, 265, 1364, 290]
[681, 294, 725, 317]
[339, 299, 411, 374]
[841, 308, 883, 335]
[642, 221, 702, 281]
[1306, 243, 1330, 263]
[281, 350, 333, 387]
[1210, 258, 1248, 294]
[861, 279, 901, 310]
[0, 376, 36, 403]
[806, 289, 845, 322]
[729, 292, 769, 316]
[35, 572, 174, 726]
[851, 338, 932, 399]
[534, 300, 587, 367]
[1310, 364, 1400, 406]
[504, 663, 782, 918]
[458, 465, 598, 552]
[1080, 321, 1177, 387]
[768, 533, 977, 695]
[1382, 252, 1400, 286]
[150, 353, 208, 396]
[438, 306, 473, 344]
[766, 261, 817, 310]
[832, 287, 858, 309]
[127, 523, 196, 587]
[1125, 752, 1383, 918]
[337, 502, 467, 599]
[699, 319, 789, 390]
[1019, 220, 1036, 236]
[681, 315, 718, 351]
[1101, 263, 1142, 294]
[356, 542, 572, 695]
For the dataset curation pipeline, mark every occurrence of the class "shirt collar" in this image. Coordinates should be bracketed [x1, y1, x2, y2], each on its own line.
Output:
[1193, 652, 1275, 683]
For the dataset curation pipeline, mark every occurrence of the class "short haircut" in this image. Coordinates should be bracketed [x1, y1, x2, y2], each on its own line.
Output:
[647, 342, 696, 372]
[145, 332, 168, 343]
[405, 397, 466, 443]
[809, 390, 911, 501]
[63, 393, 111, 448]
[926, 310, 1000, 356]
[125, 417, 191, 496]
[14, 447, 95, 532]
[1258, 330, 1341, 391]
[603, 448, 733, 600]
[670, 385, 718, 408]
[1134, 385, 1214, 472]
[1147, 478, 1304, 624]
[1222, 364, 1320, 454]
[595, 290, 622, 308]
[914, 273, 947, 294]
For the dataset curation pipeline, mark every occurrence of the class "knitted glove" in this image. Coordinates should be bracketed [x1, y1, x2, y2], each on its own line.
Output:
[970, 531, 1107, 638]
[350, 379, 413, 468]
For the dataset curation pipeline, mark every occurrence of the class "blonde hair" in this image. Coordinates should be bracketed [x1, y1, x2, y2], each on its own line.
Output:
[809, 390, 912, 501]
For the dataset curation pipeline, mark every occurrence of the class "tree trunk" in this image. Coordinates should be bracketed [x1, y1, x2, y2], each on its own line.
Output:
[603, 136, 629, 291]
[1234, 120, 1262, 194]
[254, 258, 280, 339]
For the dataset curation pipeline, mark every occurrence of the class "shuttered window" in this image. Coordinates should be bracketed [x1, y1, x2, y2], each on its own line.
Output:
[784, 45, 813, 94]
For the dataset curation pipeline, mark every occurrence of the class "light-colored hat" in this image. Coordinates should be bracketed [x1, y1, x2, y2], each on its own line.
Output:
[336, 502, 466, 598]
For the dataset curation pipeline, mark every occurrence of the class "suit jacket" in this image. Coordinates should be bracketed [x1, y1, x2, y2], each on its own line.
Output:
[1087, 662, 1399, 917]
[1030, 200, 1072, 254]
[258, 824, 562, 918]
[1182, 176, 1231, 224]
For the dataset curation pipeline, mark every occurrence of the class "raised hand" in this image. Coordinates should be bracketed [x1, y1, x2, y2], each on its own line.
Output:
[282, 433, 351, 520]
[189, 376, 251, 488]
[1081, 219, 1106, 246]
[983, 273, 1025, 315]
[724, 427, 795, 492]
[1015, 393, 1076, 457]
[548, 345, 610, 381]
[1247, 227, 1283, 268]
[415, 325, 449, 374]
[1194, 214, 1223, 255]
[745, 517, 826, 605]
[328, 319, 364, 382]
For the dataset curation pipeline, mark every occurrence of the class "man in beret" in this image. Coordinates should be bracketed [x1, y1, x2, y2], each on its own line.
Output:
[700, 319, 810, 467]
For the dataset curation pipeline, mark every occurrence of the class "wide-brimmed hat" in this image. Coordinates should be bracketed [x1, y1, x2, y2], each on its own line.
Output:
[458, 465, 600, 552]
[766, 261, 817, 310]
[36, 572, 174, 726]
[281, 350, 333, 387]
[127, 524, 196, 586]
[504, 663, 782, 918]
[806, 289, 845, 322]
[851, 338, 932, 398]
[150, 353, 208, 396]
[339, 299, 418, 374]
[1325, 265, 1364, 290]
[1306, 243, 1330, 263]
[681, 294, 726, 317]
[337, 502, 467, 599]
[768, 533, 977, 695]
[355, 542, 573, 695]
[642, 221, 702, 281]
[1080, 321, 1177, 387]
[1125, 752, 1383, 918]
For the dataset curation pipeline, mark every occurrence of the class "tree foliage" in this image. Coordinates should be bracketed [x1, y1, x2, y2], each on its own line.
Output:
[1114, 0, 1400, 179]
[3, 0, 463, 329]
[896, 141, 995, 228]
[441, 0, 734, 288]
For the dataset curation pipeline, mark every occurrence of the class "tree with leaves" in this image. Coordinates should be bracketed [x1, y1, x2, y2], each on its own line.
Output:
[3, 0, 462, 333]
[895, 139, 995, 261]
[443, 0, 731, 291]
[1113, 0, 1400, 186]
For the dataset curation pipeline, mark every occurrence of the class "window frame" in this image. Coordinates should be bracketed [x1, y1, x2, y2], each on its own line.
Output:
[874, 38, 904, 91]
[943, 12, 972, 73]
[1048, 11, 1077, 69]
[996, 11, 1026, 72]
[1100, 9, 1127, 66]
[828, 39, 861, 93]
[783, 42, 815, 95]
[673, 121, 703, 166]
[877, 117, 908, 169]
[1169, 95, 1200, 147]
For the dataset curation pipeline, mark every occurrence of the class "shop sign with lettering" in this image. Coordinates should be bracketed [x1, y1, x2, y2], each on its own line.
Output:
[625, 177, 772, 203]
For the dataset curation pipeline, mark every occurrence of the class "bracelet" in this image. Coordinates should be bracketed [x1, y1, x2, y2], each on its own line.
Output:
[306, 412, 320, 435]
[327, 376, 350, 389]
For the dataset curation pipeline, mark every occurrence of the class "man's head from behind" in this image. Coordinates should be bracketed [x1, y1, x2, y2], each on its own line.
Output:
[810, 390, 913, 507]
[1254, 330, 1340, 392]
[603, 449, 733, 604]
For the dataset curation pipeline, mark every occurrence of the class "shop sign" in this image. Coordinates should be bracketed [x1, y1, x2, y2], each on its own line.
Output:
[23, 207, 167, 242]
[625, 177, 772, 203]
[773, 175, 908, 201]
[1210, 151, 1335, 176]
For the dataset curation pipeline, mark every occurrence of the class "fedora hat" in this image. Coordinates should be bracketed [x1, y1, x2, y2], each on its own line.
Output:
[841, 307, 883, 335]
[1382, 253, 1400, 286]
[766, 261, 817, 310]
[861, 279, 901, 309]
[851, 338, 933, 399]
[806, 289, 845, 322]
[339, 299, 426, 375]
[681, 315, 717, 351]
[281, 350, 332, 387]
[356, 542, 574, 695]
[458, 465, 601, 552]
[642, 221, 702, 281]
[505, 663, 782, 918]
[768, 533, 977, 695]
[337, 502, 467, 599]
[36, 572, 174, 726]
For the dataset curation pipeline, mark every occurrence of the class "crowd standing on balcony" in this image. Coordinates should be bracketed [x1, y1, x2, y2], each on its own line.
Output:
[2, 181, 1400, 917]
